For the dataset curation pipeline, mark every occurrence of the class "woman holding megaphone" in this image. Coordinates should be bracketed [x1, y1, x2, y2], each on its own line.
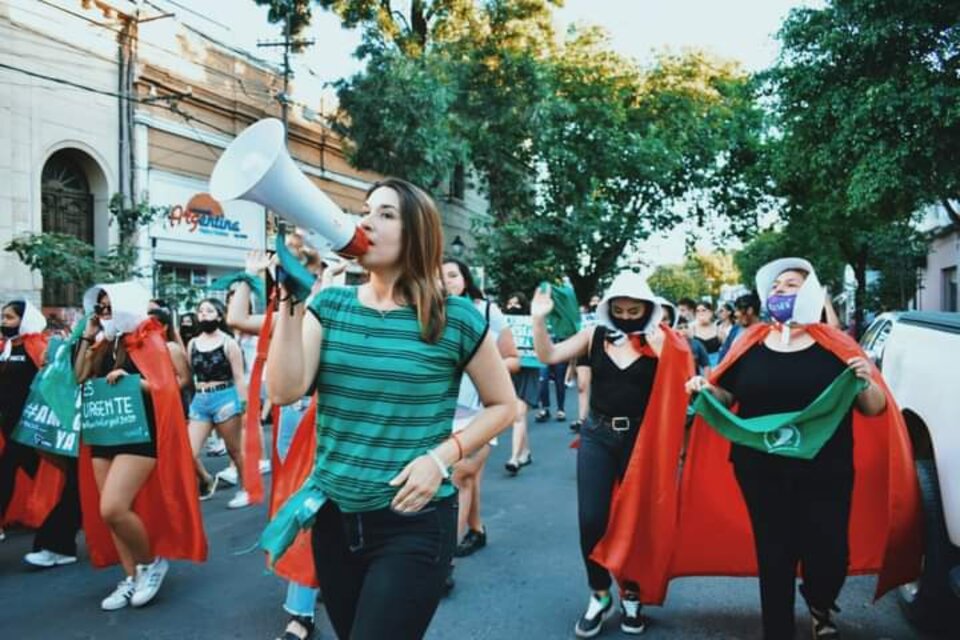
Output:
[266, 178, 516, 640]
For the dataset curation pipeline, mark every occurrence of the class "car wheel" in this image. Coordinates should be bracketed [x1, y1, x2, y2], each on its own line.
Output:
[897, 459, 959, 631]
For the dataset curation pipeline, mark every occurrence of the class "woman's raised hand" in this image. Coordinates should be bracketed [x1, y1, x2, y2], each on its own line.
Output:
[245, 250, 273, 276]
[530, 284, 554, 319]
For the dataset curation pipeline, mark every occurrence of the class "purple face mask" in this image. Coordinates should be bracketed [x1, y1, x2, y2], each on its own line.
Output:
[767, 294, 796, 323]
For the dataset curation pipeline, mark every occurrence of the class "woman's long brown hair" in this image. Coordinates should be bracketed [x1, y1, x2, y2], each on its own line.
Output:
[368, 178, 446, 344]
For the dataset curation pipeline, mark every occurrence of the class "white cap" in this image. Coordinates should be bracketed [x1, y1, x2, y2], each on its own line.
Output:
[83, 281, 151, 336]
[755, 257, 825, 325]
[655, 296, 678, 328]
[596, 271, 663, 335]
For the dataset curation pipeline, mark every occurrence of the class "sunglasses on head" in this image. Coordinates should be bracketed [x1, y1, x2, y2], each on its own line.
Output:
[94, 304, 112, 316]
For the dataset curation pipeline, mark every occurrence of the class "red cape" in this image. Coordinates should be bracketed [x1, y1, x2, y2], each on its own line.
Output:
[78, 319, 208, 566]
[590, 327, 694, 602]
[240, 300, 274, 505]
[1, 333, 66, 528]
[668, 323, 922, 601]
[251, 301, 319, 586]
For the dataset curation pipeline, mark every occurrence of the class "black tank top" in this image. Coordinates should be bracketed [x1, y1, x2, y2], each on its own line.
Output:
[588, 326, 658, 419]
[0, 343, 38, 435]
[694, 334, 721, 354]
[190, 341, 233, 383]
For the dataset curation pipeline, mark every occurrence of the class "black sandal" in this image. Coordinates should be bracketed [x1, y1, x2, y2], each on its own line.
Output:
[504, 460, 519, 475]
[277, 615, 314, 640]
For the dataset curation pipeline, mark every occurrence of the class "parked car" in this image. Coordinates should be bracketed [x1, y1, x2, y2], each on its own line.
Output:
[862, 311, 960, 630]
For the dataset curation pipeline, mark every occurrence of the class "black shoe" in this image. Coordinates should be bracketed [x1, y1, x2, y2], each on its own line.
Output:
[277, 615, 314, 640]
[454, 527, 487, 558]
[574, 593, 613, 638]
[620, 595, 646, 635]
[518, 452, 533, 467]
[810, 606, 840, 639]
[534, 409, 550, 423]
[504, 460, 519, 475]
[570, 420, 582, 433]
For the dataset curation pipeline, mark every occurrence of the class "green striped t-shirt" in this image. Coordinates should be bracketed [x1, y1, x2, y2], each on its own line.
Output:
[307, 286, 488, 512]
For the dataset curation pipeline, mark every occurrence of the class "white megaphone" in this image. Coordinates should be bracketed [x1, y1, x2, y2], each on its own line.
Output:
[210, 118, 369, 258]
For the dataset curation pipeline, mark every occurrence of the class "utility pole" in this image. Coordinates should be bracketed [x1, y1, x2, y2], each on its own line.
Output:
[257, 1, 315, 140]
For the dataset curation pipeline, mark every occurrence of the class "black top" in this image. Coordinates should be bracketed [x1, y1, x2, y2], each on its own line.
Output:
[98, 341, 156, 435]
[190, 341, 232, 383]
[718, 341, 853, 473]
[694, 334, 722, 354]
[0, 343, 38, 436]
[588, 326, 658, 419]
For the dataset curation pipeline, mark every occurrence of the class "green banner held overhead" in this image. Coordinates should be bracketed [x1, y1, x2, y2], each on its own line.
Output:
[692, 368, 867, 460]
[80, 375, 151, 447]
[11, 378, 80, 457]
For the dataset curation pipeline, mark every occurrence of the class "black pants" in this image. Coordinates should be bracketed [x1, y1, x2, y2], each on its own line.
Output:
[734, 461, 854, 640]
[576, 416, 639, 592]
[311, 495, 457, 640]
[0, 439, 39, 520]
[33, 459, 81, 556]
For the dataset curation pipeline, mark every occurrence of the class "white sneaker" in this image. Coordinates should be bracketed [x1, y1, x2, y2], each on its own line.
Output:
[259, 459, 272, 475]
[227, 489, 250, 509]
[0, 527, 6, 542]
[130, 557, 169, 607]
[101, 576, 136, 611]
[204, 437, 227, 457]
[24, 549, 78, 568]
[216, 465, 238, 486]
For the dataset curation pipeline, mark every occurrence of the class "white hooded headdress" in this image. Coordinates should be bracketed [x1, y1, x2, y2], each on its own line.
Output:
[655, 296, 678, 329]
[1, 298, 46, 360]
[596, 271, 663, 343]
[83, 281, 151, 338]
[755, 258, 826, 344]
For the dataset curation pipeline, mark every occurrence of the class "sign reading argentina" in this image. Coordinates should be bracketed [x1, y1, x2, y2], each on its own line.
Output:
[80, 375, 151, 447]
[11, 380, 80, 457]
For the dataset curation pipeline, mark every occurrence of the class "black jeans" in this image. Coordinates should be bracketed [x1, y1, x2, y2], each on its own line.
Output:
[576, 414, 639, 592]
[538, 362, 568, 412]
[34, 459, 81, 556]
[734, 461, 854, 640]
[0, 438, 39, 519]
[311, 494, 457, 640]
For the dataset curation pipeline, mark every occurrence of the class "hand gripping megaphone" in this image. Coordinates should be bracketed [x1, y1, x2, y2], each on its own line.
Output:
[210, 118, 369, 258]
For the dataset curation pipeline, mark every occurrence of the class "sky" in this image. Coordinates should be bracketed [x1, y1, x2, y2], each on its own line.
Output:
[156, 0, 820, 265]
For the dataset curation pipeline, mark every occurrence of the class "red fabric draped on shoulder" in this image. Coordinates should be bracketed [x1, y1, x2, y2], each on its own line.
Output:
[241, 299, 275, 504]
[590, 327, 694, 604]
[78, 319, 207, 567]
[1, 333, 65, 528]
[668, 323, 922, 601]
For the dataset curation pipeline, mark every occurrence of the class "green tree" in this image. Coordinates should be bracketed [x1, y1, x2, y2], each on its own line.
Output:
[648, 264, 705, 303]
[734, 228, 847, 294]
[765, 0, 960, 330]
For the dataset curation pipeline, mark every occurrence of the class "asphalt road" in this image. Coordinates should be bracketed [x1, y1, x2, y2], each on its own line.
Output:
[0, 387, 951, 639]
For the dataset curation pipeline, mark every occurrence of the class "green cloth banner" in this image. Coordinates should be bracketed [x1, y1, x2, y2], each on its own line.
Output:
[80, 375, 151, 447]
[503, 315, 541, 369]
[276, 227, 317, 303]
[210, 272, 267, 305]
[545, 282, 581, 339]
[11, 378, 80, 457]
[693, 368, 867, 459]
[36, 318, 86, 430]
[261, 477, 328, 568]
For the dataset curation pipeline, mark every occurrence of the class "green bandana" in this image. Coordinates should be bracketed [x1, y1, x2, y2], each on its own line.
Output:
[210, 272, 266, 305]
[543, 282, 581, 339]
[693, 368, 867, 459]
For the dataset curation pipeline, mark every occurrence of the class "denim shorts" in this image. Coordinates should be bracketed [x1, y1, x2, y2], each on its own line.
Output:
[188, 385, 242, 424]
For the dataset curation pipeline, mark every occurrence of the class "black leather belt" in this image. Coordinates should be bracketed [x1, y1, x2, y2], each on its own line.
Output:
[591, 411, 643, 432]
[196, 382, 233, 394]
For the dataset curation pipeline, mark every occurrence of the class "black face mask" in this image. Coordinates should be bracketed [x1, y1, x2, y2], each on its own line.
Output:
[198, 319, 219, 334]
[1, 326, 18, 338]
[611, 313, 650, 335]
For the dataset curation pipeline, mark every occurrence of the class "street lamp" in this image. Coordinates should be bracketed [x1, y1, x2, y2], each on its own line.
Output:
[450, 235, 465, 257]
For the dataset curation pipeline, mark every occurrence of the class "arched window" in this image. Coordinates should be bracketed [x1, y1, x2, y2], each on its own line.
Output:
[41, 149, 94, 306]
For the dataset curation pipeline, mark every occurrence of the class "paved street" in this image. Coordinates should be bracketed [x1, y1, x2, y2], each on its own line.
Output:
[0, 390, 949, 639]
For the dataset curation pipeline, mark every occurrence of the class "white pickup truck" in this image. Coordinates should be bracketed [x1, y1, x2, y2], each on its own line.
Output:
[864, 311, 960, 630]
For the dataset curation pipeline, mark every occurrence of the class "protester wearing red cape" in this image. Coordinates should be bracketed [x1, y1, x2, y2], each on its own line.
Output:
[532, 271, 693, 637]
[76, 283, 206, 593]
[1, 298, 64, 529]
[670, 259, 922, 638]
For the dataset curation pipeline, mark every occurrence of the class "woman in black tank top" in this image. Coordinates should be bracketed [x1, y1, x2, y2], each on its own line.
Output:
[530, 273, 671, 637]
[184, 298, 248, 509]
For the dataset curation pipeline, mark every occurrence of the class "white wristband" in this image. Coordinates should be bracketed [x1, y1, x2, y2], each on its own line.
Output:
[427, 449, 450, 480]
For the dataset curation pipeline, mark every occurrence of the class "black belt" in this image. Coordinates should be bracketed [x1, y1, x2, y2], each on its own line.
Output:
[590, 411, 643, 433]
[196, 382, 233, 394]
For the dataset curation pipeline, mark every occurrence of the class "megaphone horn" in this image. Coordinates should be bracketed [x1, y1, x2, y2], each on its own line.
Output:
[210, 118, 369, 258]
